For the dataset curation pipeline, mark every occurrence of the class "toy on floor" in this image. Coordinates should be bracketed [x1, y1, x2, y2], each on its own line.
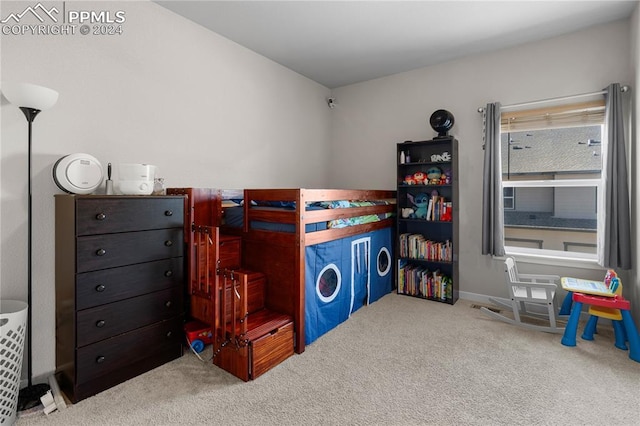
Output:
[560, 274, 640, 363]
[580, 275, 628, 350]
[184, 321, 213, 353]
[480, 256, 563, 333]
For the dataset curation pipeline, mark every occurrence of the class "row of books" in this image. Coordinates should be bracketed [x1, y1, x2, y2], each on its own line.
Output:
[397, 260, 453, 301]
[425, 195, 452, 222]
[399, 233, 452, 262]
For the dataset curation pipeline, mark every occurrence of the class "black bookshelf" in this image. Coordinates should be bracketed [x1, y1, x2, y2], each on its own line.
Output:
[396, 137, 459, 304]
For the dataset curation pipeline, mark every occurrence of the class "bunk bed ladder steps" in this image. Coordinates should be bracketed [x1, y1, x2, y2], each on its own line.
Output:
[192, 225, 216, 298]
[189, 225, 219, 325]
[192, 226, 294, 381]
[213, 269, 294, 381]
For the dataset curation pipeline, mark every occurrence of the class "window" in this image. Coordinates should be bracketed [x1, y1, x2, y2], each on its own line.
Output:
[500, 100, 604, 259]
[316, 264, 341, 303]
[503, 187, 515, 210]
[377, 247, 391, 276]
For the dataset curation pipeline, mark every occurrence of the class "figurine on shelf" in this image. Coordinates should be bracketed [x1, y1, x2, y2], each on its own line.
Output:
[442, 168, 452, 184]
[413, 171, 427, 185]
[401, 207, 415, 218]
[404, 174, 415, 185]
[407, 193, 429, 219]
[426, 167, 442, 185]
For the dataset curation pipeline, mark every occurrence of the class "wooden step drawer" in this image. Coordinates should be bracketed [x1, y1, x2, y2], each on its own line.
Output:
[76, 286, 183, 347]
[75, 317, 183, 385]
[76, 258, 184, 310]
[75, 197, 184, 236]
[215, 311, 293, 381]
[251, 320, 294, 379]
[76, 228, 183, 273]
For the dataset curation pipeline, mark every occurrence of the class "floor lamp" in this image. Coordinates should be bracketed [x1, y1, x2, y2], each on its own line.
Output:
[2, 82, 59, 410]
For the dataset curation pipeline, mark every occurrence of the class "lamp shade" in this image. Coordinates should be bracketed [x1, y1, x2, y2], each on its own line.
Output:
[2, 82, 58, 110]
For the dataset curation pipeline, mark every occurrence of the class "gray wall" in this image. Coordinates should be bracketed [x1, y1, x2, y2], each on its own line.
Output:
[328, 19, 635, 303]
[630, 5, 640, 330]
[1, 1, 331, 381]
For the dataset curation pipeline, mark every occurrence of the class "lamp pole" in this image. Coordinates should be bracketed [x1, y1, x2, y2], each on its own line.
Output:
[20, 107, 41, 390]
[2, 81, 59, 412]
[16, 107, 52, 410]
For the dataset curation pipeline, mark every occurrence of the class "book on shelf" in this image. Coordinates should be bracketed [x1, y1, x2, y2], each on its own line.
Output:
[423, 195, 451, 221]
[397, 262, 453, 300]
[400, 195, 452, 222]
[398, 233, 452, 262]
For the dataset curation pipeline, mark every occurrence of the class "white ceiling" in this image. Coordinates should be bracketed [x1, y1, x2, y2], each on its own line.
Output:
[155, 1, 638, 89]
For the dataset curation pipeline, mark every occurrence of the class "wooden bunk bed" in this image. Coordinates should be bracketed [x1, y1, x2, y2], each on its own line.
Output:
[233, 189, 396, 353]
[168, 188, 396, 358]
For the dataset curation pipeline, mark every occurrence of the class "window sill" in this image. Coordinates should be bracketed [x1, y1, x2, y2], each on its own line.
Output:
[501, 247, 602, 270]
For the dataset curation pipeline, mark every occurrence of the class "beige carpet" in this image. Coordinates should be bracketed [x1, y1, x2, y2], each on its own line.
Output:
[17, 294, 640, 425]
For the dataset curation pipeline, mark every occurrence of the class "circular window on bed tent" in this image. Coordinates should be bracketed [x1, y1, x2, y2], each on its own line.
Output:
[377, 247, 391, 277]
[316, 263, 341, 303]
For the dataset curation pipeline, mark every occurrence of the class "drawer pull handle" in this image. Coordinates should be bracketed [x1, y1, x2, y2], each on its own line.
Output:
[96, 356, 105, 364]
[96, 248, 106, 256]
[164, 240, 173, 247]
[95, 213, 106, 221]
[96, 320, 106, 328]
[95, 284, 106, 292]
[165, 301, 172, 308]
[166, 331, 172, 338]
[164, 210, 173, 216]
[164, 270, 173, 278]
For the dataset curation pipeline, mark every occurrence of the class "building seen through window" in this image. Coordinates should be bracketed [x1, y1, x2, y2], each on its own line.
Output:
[501, 125, 601, 254]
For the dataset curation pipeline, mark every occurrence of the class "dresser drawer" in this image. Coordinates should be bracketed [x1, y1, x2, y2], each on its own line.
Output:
[76, 197, 184, 236]
[76, 286, 183, 347]
[76, 258, 184, 310]
[77, 228, 183, 273]
[75, 317, 183, 385]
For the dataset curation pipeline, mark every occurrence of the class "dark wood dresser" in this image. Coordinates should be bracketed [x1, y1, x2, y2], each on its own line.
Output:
[54, 195, 186, 403]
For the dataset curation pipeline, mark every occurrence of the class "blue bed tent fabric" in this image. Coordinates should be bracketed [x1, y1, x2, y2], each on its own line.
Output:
[369, 227, 393, 303]
[304, 228, 393, 345]
[304, 238, 352, 345]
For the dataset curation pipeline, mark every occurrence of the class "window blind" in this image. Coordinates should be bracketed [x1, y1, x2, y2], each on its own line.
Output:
[501, 100, 605, 132]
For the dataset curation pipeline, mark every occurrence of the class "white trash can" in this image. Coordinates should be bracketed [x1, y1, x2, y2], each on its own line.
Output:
[0, 300, 28, 425]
